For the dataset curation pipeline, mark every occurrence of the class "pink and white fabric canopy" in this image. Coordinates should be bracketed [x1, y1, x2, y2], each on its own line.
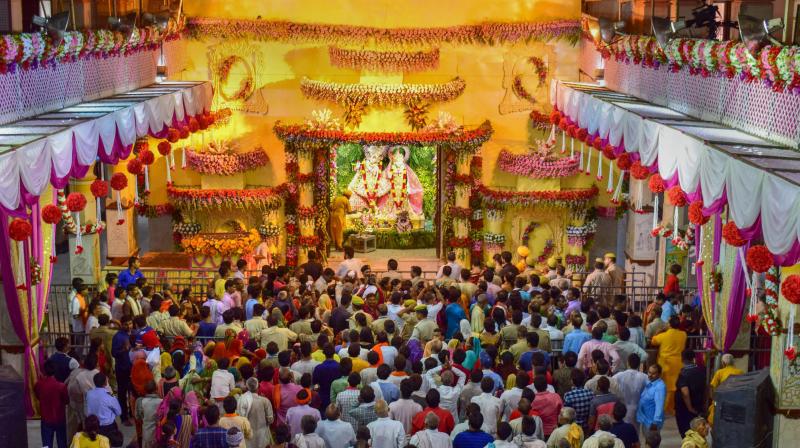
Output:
[0, 81, 212, 211]
[552, 80, 800, 258]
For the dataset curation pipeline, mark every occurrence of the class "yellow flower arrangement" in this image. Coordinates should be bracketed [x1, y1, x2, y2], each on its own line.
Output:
[181, 229, 261, 257]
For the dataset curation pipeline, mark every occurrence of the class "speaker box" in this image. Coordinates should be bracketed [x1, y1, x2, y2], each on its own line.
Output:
[0, 365, 28, 448]
[712, 368, 774, 448]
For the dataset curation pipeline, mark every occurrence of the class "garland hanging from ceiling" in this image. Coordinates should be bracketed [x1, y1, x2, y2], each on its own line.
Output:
[299, 76, 466, 107]
[328, 46, 440, 72]
[187, 18, 581, 46]
[185, 147, 269, 175]
[478, 184, 599, 209]
[167, 185, 291, 211]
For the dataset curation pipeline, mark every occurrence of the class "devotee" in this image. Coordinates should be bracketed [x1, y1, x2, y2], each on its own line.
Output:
[238, 377, 274, 448]
[286, 389, 320, 437]
[674, 349, 706, 438]
[577, 326, 619, 371]
[410, 412, 454, 448]
[336, 246, 363, 278]
[367, 399, 407, 448]
[349, 386, 379, 429]
[564, 370, 594, 430]
[636, 364, 666, 438]
[316, 404, 357, 448]
[680, 417, 709, 448]
[437, 252, 463, 280]
[70, 415, 109, 448]
[581, 415, 624, 448]
[452, 412, 493, 448]
[587, 376, 619, 432]
[532, 375, 564, 438]
[583, 261, 612, 306]
[190, 406, 228, 448]
[707, 353, 743, 425]
[611, 354, 648, 425]
[650, 316, 687, 413]
[35, 360, 69, 448]
[546, 407, 584, 448]
[414, 389, 456, 435]
[134, 380, 161, 448]
[608, 402, 639, 448]
[118, 256, 144, 290]
[470, 377, 503, 436]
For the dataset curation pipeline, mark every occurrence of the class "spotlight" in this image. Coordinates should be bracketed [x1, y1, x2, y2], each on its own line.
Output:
[738, 14, 784, 55]
[142, 12, 171, 32]
[652, 17, 687, 50]
[32, 11, 70, 47]
[108, 12, 138, 40]
[585, 16, 626, 45]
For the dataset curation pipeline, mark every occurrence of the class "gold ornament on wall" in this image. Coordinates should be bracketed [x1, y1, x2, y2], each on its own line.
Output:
[208, 42, 269, 115]
[499, 51, 550, 115]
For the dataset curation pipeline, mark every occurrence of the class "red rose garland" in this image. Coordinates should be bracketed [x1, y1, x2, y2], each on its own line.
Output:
[722, 221, 746, 247]
[648, 174, 665, 194]
[688, 200, 709, 225]
[780, 274, 800, 361]
[9, 218, 32, 241]
[90, 179, 109, 198]
[66, 193, 87, 212]
[616, 153, 631, 170]
[630, 161, 650, 180]
[666, 186, 687, 207]
[42, 204, 62, 225]
[746, 245, 774, 273]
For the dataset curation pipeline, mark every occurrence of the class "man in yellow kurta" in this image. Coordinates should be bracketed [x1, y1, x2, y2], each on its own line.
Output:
[330, 191, 351, 250]
[707, 353, 743, 425]
[651, 317, 687, 414]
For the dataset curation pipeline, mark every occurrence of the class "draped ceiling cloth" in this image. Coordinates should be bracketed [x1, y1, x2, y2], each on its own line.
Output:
[552, 80, 800, 352]
[0, 81, 212, 416]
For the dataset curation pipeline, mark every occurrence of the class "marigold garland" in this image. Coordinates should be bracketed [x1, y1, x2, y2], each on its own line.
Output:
[666, 186, 687, 207]
[648, 174, 665, 194]
[688, 200, 709, 225]
[496, 148, 580, 178]
[181, 229, 261, 257]
[167, 184, 290, 212]
[185, 148, 269, 175]
[188, 18, 581, 47]
[629, 161, 650, 180]
[300, 76, 466, 107]
[478, 184, 598, 208]
[328, 46, 440, 72]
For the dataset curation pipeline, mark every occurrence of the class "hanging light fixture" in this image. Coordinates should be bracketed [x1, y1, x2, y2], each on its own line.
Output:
[738, 14, 784, 56]
[652, 17, 688, 50]
[32, 10, 70, 48]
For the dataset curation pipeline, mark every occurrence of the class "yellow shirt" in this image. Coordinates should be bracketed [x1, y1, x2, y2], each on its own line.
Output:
[259, 326, 298, 352]
[214, 278, 227, 300]
[311, 350, 341, 363]
[710, 365, 743, 389]
[71, 433, 110, 448]
[351, 356, 370, 373]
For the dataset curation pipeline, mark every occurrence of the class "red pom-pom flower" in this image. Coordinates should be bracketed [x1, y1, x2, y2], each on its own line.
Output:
[558, 118, 568, 131]
[648, 174, 665, 194]
[616, 153, 631, 170]
[157, 141, 172, 156]
[576, 128, 588, 142]
[188, 117, 200, 133]
[592, 136, 603, 150]
[127, 158, 143, 175]
[41, 204, 62, 225]
[110, 173, 128, 191]
[688, 201, 709, 225]
[746, 245, 774, 273]
[780, 274, 800, 304]
[602, 144, 616, 160]
[138, 149, 155, 166]
[198, 115, 209, 130]
[666, 186, 687, 207]
[722, 221, 746, 247]
[66, 193, 87, 212]
[90, 179, 108, 198]
[630, 161, 650, 180]
[167, 128, 180, 143]
[179, 126, 190, 140]
[9, 218, 32, 241]
[549, 111, 561, 125]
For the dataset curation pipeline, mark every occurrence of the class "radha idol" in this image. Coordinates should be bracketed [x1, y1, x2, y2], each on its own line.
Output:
[348, 145, 390, 211]
[382, 145, 424, 217]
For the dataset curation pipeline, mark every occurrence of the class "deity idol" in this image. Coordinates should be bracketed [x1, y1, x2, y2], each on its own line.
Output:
[348, 145, 390, 212]
[381, 146, 424, 216]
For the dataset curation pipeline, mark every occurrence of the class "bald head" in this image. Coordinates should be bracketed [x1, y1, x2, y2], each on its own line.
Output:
[375, 399, 389, 417]
[425, 412, 440, 430]
[721, 353, 734, 366]
[559, 407, 576, 425]
[441, 370, 455, 387]
[325, 404, 340, 420]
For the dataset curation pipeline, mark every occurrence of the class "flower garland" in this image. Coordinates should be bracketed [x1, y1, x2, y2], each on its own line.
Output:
[297, 206, 317, 221]
[188, 18, 581, 46]
[603, 35, 800, 94]
[298, 235, 320, 248]
[496, 148, 580, 178]
[521, 222, 540, 246]
[135, 202, 174, 218]
[566, 220, 598, 246]
[299, 76, 466, 107]
[328, 46, 440, 72]
[173, 222, 201, 235]
[760, 266, 782, 336]
[56, 190, 105, 236]
[167, 184, 290, 211]
[483, 232, 506, 245]
[181, 230, 261, 257]
[0, 21, 184, 73]
[258, 223, 280, 238]
[529, 110, 552, 132]
[478, 184, 598, 209]
[448, 237, 472, 248]
[274, 120, 493, 154]
[537, 240, 556, 263]
[404, 101, 430, 131]
[450, 207, 472, 220]
[185, 147, 269, 175]
[217, 55, 254, 102]
[566, 254, 587, 272]
[512, 56, 549, 102]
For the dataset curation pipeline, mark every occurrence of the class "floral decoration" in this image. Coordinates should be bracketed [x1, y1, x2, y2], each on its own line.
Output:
[328, 46, 440, 72]
[173, 222, 201, 235]
[566, 220, 598, 246]
[529, 110, 552, 132]
[512, 56, 549, 102]
[497, 146, 580, 179]
[299, 76, 465, 107]
[297, 206, 317, 221]
[181, 229, 261, 257]
[188, 18, 581, 47]
[135, 201, 175, 218]
[404, 101, 430, 131]
[760, 266, 782, 336]
[630, 161, 650, 180]
[90, 180, 109, 198]
[9, 218, 31, 241]
[746, 245, 774, 273]
[478, 184, 598, 209]
[688, 200, 709, 226]
[647, 174, 665, 194]
[42, 204, 62, 225]
[217, 55, 254, 102]
[450, 207, 472, 220]
[781, 274, 800, 305]
[666, 186, 687, 207]
[185, 147, 269, 175]
[448, 237, 472, 248]
[722, 221, 746, 247]
[298, 235, 320, 248]
[167, 184, 290, 212]
[343, 99, 367, 129]
[566, 254, 587, 271]
[651, 224, 673, 239]
[257, 223, 280, 238]
[537, 240, 555, 263]
[483, 232, 506, 245]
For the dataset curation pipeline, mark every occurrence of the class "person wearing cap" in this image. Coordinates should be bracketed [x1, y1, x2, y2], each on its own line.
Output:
[411, 305, 438, 346]
[583, 260, 613, 307]
[604, 253, 625, 295]
[545, 257, 558, 281]
[287, 388, 321, 437]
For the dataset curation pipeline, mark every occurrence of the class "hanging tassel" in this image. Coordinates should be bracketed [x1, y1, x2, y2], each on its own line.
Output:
[695, 225, 704, 267]
[133, 176, 140, 205]
[95, 196, 101, 223]
[561, 131, 566, 153]
[570, 136, 575, 157]
[74, 212, 83, 254]
[672, 198, 679, 231]
[596, 153, 604, 181]
[611, 171, 624, 204]
[585, 147, 592, 175]
[170, 151, 176, 171]
[606, 158, 614, 193]
[786, 305, 797, 361]
[636, 180, 643, 214]
[548, 124, 556, 144]
[165, 157, 173, 184]
[16, 240, 25, 289]
[115, 190, 124, 225]
[578, 143, 584, 170]
[651, 192, 658, 228]
[181, 146, 187, 169]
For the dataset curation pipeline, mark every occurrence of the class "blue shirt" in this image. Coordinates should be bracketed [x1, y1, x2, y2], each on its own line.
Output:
[245, 297, 259, 320]
[636, 379, 666, 428]
[481, 369, 504, 393]
[519, 349, 550, 371]
[374, 380, 400, 404]
[313, 359, 342, 409]
[661, 301, 676, 322]
[85, 387, 121, 426]
[562, 329, 592, 355]
[111, 330, 131, 371]
[190, 426, 229, 448]
[445, 303, 467, 339]
[197, 321, 217, 339]
[117, 268, 143, 290]
[453, 430, 494, 448]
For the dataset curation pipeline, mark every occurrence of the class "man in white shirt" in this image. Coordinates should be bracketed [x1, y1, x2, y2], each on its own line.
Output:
[314, 269, 335, 295]
[389, 379, 423, 435]
[382, 259, 403, 283]
[409, 412, 452, 448]
[315, 404, 356, 448]
[470, 377, 503, 436]
[367, 400, 406, 448]
[435, 252, 462, 280]
[500, 371, 529, 420]
[292, 341, 321, 378]
[610, 353, 648, 424]
[210, 358, 236, 401]
[580, 415, 624, 448]
[336, 247, 363, 279]
[425, 364, 466, 424]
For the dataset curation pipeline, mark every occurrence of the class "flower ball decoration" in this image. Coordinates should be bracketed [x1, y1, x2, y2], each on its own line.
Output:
[666, 186, 687, 207]
[688, 200, 709, 226]
[576, 128, 588, 143]
[780, 274, 800, 361]
[41, 204, 62, 225]
[179, 126, 190, 140]
[167, 128, 180, 143]
[746, 245, 774, 273]
[549, 110, 562, 124]
[188, 117, 200, 133]
[592, 136, 603, 150]
[648, 174, 665, 194]
[126, 158, 143, 175]
[630, 161, 650, 180]
[9, 218, 32, 241]
[138, 148, 155, 166]
[558, 118, 569, 131]
[722, 221, 746, 247]
[66, 192, 87, 254]
[90, 179, 109, 198]
[157, 141, 172, 156]
[602, 144, 616, 160]
[616, 153, 631, 170]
